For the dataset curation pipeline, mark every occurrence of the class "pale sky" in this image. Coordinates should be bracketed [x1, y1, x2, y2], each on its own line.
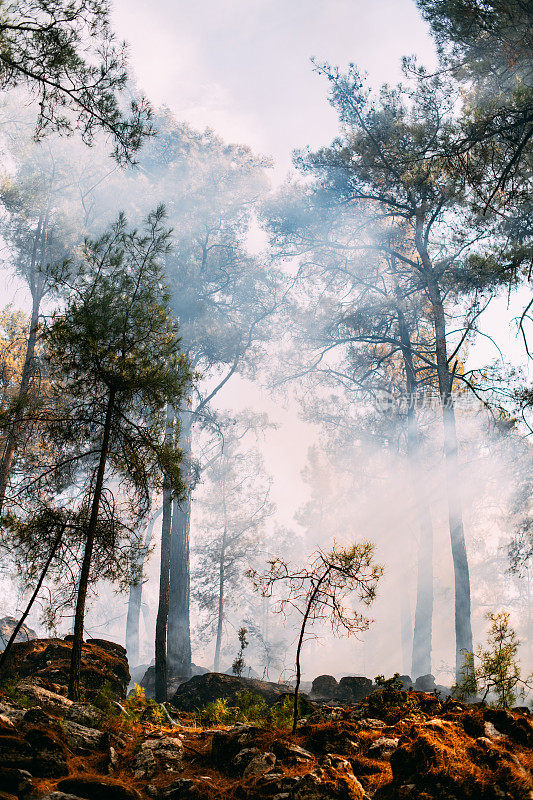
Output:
[112, 0, 437, 176]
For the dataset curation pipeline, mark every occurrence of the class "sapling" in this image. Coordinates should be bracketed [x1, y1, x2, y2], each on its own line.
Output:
[232, 627, 249, 678]
[454, 612, 533, 708]
[250, 541, 382, 733]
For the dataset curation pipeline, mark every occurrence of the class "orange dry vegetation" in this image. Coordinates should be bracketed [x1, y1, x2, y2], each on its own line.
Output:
[1, 686, 531, 800]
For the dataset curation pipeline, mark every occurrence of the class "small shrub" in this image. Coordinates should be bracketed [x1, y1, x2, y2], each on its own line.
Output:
[92, 681, 117, 717]
[269, 695, 297, 728]
[454, 612, 533, 708]
[362, 673, 419, 721]
[232, 627, 248, 678]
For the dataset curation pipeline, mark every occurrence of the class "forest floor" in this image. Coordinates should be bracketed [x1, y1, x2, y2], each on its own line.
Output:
[0, 677, 532, 800]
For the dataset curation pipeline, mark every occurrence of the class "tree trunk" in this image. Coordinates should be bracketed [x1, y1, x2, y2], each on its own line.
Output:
[167, 419, 192, 679]
[418, 240, 473, 681]
[0, 521, 64, 672]
[126, 576, 143, 669]
[68, 389, 116, 700]
[400, 587, 412, 676]
[213, 528, 227, 673]
[397, 304, 435, 679]
[0, 295, 40, 517]
[126, 509, 161, 668]
[0, 205, 50, 517]
[155, 407, 174, 703]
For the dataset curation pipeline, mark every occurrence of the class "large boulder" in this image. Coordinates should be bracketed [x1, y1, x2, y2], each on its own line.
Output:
[0, 617, 37, 648]
[169, 672, 294, 712]
[138, 661, 209, 699]
[337, 676, 374, 703]
[311, 675, 338, 698]
[1, 637, 129, 700]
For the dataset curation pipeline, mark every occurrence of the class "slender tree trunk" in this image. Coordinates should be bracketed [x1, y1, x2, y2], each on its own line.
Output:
[397, 304, 435, 679]
[0, 204, 50, 517]
[155, 407, 174, 702]
[126, 577, 142, 669]
[68, 389, 116, 700]
[0, 295, 40, 517]
[0, 522, 64, 672]
[418, 236, 473, 680]
[167, 419, 192, 678]
[292, 572, 328, 735]
[400, 587, 412, 676]
[126, 509, 161, 668]
[213, 529, 227, 673]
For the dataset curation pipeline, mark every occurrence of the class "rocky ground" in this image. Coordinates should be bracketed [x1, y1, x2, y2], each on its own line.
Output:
[0, 638, 531, 800]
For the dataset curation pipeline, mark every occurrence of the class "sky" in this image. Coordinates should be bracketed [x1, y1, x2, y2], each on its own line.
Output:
[112, 0, 437, 177]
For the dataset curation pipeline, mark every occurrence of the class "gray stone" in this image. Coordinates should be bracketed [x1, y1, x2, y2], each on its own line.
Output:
[414, 674, 436, 693]
[311, 675, 338, 697]
[66, 703, 102, 727]
[242, 751, 276, 778]
[63, 721, 106, 751]
[367, 737, 399, 757]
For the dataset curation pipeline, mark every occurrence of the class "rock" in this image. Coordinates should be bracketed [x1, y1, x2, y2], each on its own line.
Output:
[132, 743, 156, 778]
[397, 675, 413, 689]
[358, 718, 387, 729]
[0, 766, 33, 795]
[66, 703, 102, 727]
[413, 674, 435, 693]
[37, 795, 87, 800]
[170, 672, 295, 712]
[132, 735, 184, 777]
[231, 746, 261, 772]
[367, 736, 399, 757]
[308, 706, 345, 723]
[57, 778, 141, 800]
[272, 740, 314, 762]
[242, 750, 276, 779]
[484, 707, 533, 746]
[211, 725, 260, 766]
[484, 720, 506, 739]
[311, 675, 338, 697]
[15, 684, 73, 713]
[22, 707, 57, 727]
[159, 778, 211, 799]
[0, 736, 33, 770]
[3, 637, 129, 700]
[0, 617, 37, 648]
[63, 720, 106, 751]
[337, 676, 374, 702]
[138, 662, 209, 699]
[0, 715, 15, 734]
[0, 702, 25, 726]
[25, 727, 68, 777]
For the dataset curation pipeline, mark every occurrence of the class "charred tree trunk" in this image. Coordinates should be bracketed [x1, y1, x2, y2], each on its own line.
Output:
[155, 407, 174, 703]
[167, 419, 192, 679]
[69, 388, 116, 700]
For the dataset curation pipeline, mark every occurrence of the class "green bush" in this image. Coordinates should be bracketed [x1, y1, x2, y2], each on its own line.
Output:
[198, 690, 305, 729]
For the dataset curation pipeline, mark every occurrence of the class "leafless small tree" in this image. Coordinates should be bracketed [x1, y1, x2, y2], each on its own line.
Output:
[249, 542, 383, 733]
